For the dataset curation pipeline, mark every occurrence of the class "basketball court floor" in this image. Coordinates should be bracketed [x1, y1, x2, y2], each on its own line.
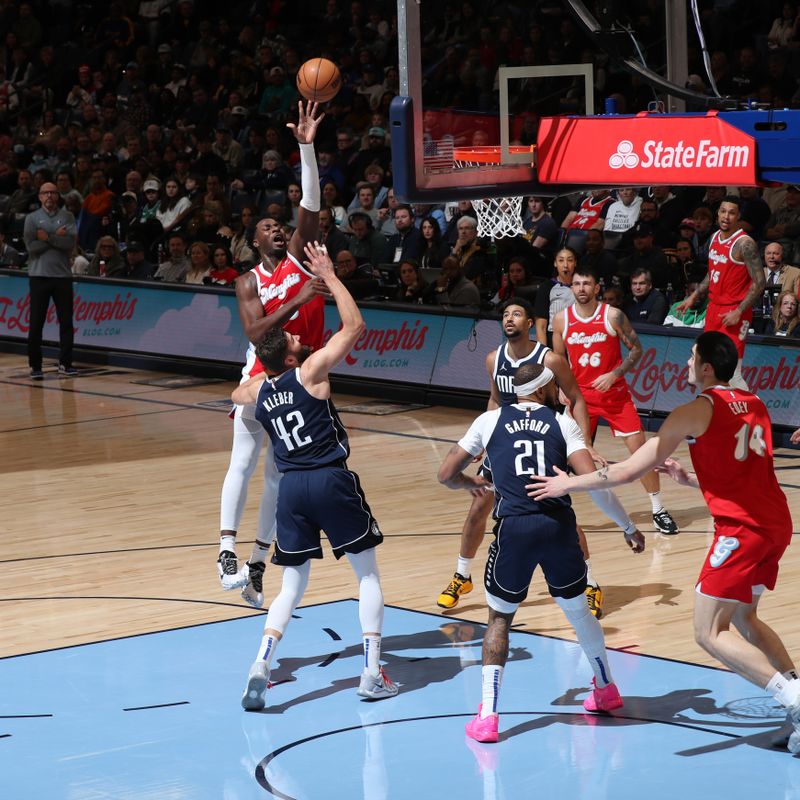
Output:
[1, 352, 799, 798]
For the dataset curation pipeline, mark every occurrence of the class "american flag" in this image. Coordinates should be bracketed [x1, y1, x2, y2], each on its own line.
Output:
[423, 135, 454, 172]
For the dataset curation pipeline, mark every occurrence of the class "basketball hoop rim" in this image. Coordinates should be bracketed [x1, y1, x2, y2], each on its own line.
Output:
[452, 145, 534, 164]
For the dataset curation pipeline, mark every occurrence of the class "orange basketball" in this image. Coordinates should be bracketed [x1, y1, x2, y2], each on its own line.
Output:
[296, 58, 341, 103]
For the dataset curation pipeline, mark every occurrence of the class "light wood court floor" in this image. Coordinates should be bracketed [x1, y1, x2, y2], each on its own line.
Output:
[1, 351, 799, 672]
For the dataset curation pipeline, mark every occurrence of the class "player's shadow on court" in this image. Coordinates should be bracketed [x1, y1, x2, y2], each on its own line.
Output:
[501, 687, 788, 752]
[519, 582, 682, 619]
[261, 625, 530, 715]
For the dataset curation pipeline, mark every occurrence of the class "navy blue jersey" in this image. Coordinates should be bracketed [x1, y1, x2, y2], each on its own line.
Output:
[459, 402, 586, 517]
[255, 368, 349, 471]
[492, 341, 550, 406]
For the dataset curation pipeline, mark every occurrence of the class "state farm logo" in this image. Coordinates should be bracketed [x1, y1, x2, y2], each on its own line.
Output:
[609, 140, 639, 169]
[608, 138, 751, 170]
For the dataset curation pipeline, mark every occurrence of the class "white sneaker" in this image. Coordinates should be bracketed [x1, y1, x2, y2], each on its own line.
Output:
[787, 699, 800, 753]
[241, 561, 265, 608]
[241, 660, 270, 711]
[357, 667, 398, 700]
[218, 551, 249, 590]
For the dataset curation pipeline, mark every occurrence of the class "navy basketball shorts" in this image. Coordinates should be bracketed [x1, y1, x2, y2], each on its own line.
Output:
[272, 466, 383, 566]
[484, 507, 587, 609]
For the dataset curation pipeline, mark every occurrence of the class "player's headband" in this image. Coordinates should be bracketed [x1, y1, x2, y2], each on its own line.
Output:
[515, 367, 554, 397]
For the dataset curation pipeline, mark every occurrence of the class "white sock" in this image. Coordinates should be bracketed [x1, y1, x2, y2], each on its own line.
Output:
[220, 534, 236, 554]
[257, 633, 279, 667]
[585, 559, 597, 588]
[649, 492, 664, 514]
[363, 634, 381, 677]
[249, 539, 271, 564]
[457, 556, 472, 578]
[481, 665, 503, 716]
[555, 594, 613, 687]
[767, 672, 800, 707]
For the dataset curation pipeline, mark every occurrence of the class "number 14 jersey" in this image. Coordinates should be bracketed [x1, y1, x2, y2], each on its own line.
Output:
[688, 386, 792, 534]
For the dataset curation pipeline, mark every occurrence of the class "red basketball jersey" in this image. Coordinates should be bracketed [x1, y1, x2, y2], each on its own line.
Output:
[242, 254, 325, 379]
[707, 229, 751, 306]
[569, 195, 612, 231]
[562, 302, 625, 391]
[688, 386, 792, 534]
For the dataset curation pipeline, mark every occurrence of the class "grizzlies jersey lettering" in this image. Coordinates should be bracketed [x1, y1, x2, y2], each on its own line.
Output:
[458, 402, 587, 517]
[493, 341, 550, 406]
[255, 368, 349, 471]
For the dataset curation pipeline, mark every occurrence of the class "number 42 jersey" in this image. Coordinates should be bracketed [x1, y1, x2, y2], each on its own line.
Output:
[255, 368, 349, 472]
[459, 402, 587, 517]
[688, 386, 792, 534]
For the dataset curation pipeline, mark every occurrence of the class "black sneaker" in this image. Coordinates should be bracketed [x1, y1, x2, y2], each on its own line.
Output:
[58, 365, 79, 376]
[653, 509, 679, 535]
[30, 369, 43, 380]
[217, 550, 239, 589]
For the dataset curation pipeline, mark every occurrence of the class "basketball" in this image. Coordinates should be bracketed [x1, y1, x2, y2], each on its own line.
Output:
[296, 58, 341, 103]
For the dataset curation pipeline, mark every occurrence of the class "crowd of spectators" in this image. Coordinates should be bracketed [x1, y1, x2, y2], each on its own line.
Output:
[0, 1, 799, 335]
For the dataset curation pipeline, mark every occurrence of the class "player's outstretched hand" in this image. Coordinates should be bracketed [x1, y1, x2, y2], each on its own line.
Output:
[303, 241, 335, 278]
[526, 465, 571, 500]
[790, 427, 800, 445]
[587, 445, 607, 467]
[655, 457, 694, 486]
[296, 277, 331, 305]
[287, 100, 324, 144]
[624, 529, 646, 554]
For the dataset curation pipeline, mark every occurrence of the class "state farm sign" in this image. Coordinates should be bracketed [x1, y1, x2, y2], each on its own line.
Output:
[537, 113, 757, 185]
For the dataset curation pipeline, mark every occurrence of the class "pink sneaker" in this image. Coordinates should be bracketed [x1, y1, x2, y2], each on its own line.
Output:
[583, 678, 623, 712]
[465, 704, 499, 743]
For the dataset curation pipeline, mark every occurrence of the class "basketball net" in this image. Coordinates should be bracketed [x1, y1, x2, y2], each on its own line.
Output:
[452, 146, 533, 239]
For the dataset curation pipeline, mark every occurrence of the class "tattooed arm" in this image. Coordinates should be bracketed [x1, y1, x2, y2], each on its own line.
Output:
[590, 308, 642, 392]
[722, 235, 766, 327]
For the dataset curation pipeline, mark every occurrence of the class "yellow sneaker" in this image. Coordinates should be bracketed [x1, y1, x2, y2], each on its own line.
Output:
[437, 572, 473, 609]
[585, 584, 604, 619]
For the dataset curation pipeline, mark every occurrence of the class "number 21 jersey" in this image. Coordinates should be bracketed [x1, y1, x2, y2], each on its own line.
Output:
[688, 386, 792, 535]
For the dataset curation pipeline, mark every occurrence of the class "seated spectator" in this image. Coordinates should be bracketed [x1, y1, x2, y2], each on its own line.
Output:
[601, 285, 625, 310]
[579, 228, 618, 286]
[376, 187, 401, 236]
[287, 183, 302, 229]
[663, 280, 708, 328]
[154, 231, 190, 282]
[87, 236, 125, 277]
[764, 184, 800, 262]
[334, 249, 381, 299]
[624, 268, 668, 324]
[737, 186, 771, 241]
[140, 179, 161, 222]
[493, 256, 540, 305]
[192, 201, 233, 247]
[124, 241, 156, 280]
[637, 197, 676, 249]
[360, 163, 389, 209]
[617, 222, 669, 290]
[346, 211, 386, 267]
[426, 255, 481, 308]
[649, 185, 686, 235]
[671, 236, 705, 290]
[534, 246, 578, 346]
[560, 189, 613, 254]
[764, 241, 800, 294]
[0, 222, 23, 267]
[444, 199, 478, 246]
[82, 167, 116, 250]
[690, 206, 715, 264]
[229, 205, 257, 269]
[70, 245, 90, 276]
[522, 196, 560, 257]
[317, 206, 349, 260]
[322, 181, 347, 228]
[394, 258, 429, 303]
[383, 204, 424, 263]
[451, 215, 494, 292]
[6, 168, 37, 215]
[208, 245, 239, 285]
[763, 290, 800, 337]
[419, 215, 449, 272]
[212, 124, 244, 178]
[232, 149, 292, 202]
[767, 3, 800, 50]
[603, 187, 642, 250]
[156, 176, 193, 234]
[344, 182, 380, 229]
[184, 241, 213, 285]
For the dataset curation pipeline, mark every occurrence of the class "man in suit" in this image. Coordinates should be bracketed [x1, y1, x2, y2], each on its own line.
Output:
[763, 242, 800, 296]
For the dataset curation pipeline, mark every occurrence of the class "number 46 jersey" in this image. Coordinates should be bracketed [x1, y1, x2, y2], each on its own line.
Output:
[688, 386, 792, 534]
[459, 402, 587, 517]
[255, 368, 349, 472]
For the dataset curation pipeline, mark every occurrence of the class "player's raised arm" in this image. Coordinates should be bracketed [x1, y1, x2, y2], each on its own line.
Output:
[286, 100, 324, 261]
[300, 242, 364, 387]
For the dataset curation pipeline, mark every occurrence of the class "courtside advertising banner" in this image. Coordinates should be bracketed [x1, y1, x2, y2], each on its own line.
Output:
[537, 113, 757, 186]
